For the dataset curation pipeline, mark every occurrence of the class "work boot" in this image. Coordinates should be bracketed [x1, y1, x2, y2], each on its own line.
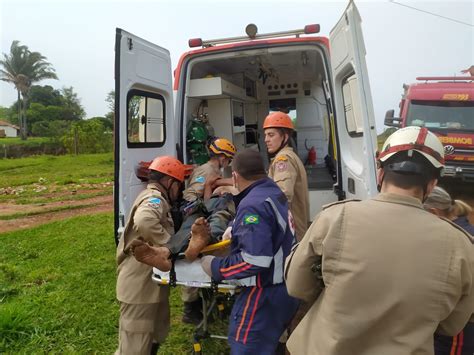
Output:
[131, 239, 172, 271]
[185, 217, 210, 261]
[182, 299, 203, 325]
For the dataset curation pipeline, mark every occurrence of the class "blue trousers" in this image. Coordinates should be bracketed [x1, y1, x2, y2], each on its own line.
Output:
[434, 322, 474, 355]
[228, 284, 298, 355]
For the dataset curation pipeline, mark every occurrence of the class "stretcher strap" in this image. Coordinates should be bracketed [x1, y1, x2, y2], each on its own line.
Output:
[169, 255, 177, 287]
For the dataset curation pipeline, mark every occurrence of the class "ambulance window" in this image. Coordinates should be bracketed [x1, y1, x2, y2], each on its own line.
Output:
[127, 90, 166, 147]
[342, 74, 363, 137]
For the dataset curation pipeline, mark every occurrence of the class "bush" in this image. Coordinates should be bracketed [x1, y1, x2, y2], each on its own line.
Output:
[61, 119, 112, 154]
[32, 120, 71, 139]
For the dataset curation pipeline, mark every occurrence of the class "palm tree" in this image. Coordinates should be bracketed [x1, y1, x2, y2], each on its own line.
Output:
[0, 41, 58, 139]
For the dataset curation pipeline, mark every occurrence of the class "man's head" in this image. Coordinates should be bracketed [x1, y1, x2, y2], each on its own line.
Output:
[148, 156, 187, 202]
[423, 186, 453, 218]
[232, 149, 267, 191]
[209, 137, 236, 169]
[263, 112, 294, 155]
[377, 126, 445, 200]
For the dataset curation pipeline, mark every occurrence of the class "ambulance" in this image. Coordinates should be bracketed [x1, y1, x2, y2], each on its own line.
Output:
[114, 1, 378, 242]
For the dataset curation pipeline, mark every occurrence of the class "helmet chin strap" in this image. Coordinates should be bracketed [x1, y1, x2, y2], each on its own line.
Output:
[268, 135, 289, 158]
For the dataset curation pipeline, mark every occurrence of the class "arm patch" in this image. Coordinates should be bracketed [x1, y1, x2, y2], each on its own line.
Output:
[146, 197, 162, 208]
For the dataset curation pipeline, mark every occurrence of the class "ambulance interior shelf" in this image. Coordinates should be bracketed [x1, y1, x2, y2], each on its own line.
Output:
[188, 77, 258, 152]
[188, 77, 257, 103]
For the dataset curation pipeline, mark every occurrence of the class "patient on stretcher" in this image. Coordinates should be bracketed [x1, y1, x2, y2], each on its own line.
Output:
[130, 180, 236, 271]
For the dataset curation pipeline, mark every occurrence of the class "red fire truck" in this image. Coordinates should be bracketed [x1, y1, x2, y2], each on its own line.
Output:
[385, 76, 474, 182]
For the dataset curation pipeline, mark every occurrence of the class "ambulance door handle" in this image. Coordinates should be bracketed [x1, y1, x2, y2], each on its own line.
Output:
[348, 178, 355, 194]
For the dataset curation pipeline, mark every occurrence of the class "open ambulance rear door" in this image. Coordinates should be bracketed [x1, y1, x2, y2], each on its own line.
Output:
[329, 1, 378, 200]
[114, 29, 177, 244]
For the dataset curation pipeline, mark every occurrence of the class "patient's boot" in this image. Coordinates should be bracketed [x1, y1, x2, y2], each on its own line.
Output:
[182, 299, 203, 325]
[185, 217, 210, 261]
[132, 240, 172, 271]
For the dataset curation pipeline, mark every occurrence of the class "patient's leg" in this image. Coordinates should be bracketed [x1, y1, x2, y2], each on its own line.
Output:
[130, 239, 172, 271]
[184, 217, 210, 261]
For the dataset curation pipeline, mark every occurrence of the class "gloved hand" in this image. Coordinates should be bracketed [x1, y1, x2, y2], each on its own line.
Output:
[222, 226, 232, 241]
[201, 255, 215, 277]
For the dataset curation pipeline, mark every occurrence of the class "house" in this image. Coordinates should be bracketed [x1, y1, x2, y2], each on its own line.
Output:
[0, 120, 20, 138]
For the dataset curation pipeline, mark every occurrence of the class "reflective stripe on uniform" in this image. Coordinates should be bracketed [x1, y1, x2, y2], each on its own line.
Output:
[272, 246, 284, 284]
[241, 251, 273, 268]
[265, 197, 287, 232]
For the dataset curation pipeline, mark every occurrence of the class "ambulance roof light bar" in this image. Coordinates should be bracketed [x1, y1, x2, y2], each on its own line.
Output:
[416, 76, 474, 81]
[188, 23, 320, 48]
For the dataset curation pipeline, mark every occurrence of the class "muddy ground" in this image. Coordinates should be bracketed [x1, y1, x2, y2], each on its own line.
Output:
[0, 191, 113, 234]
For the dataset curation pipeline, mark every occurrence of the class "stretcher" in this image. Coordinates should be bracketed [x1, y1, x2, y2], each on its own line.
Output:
[151, 240, 236, 354]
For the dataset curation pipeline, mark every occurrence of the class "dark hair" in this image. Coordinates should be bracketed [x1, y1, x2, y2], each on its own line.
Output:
[274, 127, 296, 148]
[382, 151, 439, 190]
[233, 149, 267, 181]
[149, 170, 168, 183]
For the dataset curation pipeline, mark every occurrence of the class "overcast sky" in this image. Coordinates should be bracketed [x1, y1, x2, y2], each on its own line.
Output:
[1, 0, 472, 132]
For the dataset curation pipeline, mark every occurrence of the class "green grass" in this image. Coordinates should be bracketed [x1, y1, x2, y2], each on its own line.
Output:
[0, 153, 113, 189]
[0, 153, 114, 203]
[0, 213, 230, 354]
[0, 137, 51, 147]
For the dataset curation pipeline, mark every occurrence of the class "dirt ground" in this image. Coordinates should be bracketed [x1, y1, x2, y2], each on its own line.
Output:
[0, 185, 472, 234]
[0, 194, 113, 234]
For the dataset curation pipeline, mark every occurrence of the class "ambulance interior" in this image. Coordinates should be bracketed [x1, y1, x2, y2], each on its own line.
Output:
[183, 45, 337, 194]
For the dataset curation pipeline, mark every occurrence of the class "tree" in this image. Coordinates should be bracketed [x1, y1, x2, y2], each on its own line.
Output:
[0, 41, 58, 140]
[29, 85, 62, 107]
[61, 119, 112, 154]
[61, 86, 85, 121]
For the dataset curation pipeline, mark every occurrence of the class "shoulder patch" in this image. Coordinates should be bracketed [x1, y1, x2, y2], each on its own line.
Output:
[146, 197, 162, 209]
[275, 161, 288, 172]
[322, 199, 361, 210]
[195, 176, 205, 183]
[243, 214, 260, 225]
[275, 155, 288, 162]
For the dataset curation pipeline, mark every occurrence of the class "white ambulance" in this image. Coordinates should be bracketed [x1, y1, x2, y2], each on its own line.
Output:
[114, 1, 378, 242]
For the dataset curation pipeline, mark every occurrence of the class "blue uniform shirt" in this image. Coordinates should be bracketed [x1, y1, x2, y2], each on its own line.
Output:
[210, 177, 296, 287]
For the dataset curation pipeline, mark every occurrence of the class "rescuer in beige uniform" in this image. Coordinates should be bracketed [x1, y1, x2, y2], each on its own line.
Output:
[180, 137, 236, 325]
[116, 156, 188, 355]
[183, 137, 236, 202]
[263, 112, 309, 241]
[285, 126, 474, 355]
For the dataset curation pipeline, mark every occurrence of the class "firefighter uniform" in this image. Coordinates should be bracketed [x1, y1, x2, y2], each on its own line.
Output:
[285, 193, 474, 355]
[209, 177, 299, 354]
[180, 160, 225, 304]
[268, 146, 309, 241]
[183, 161, 221, 202]
[116, 184, 174, 354]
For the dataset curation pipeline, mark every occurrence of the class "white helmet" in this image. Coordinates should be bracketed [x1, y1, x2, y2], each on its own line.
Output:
[378, 126, 445, 170]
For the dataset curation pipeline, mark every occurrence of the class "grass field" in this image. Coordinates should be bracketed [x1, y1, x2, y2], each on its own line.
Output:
[0, 153, 113, 204]
[0, 213, 230, 354]
[0, 137, 51, 147]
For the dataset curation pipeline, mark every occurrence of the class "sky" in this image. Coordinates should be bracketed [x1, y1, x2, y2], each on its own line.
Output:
[0, 0, 473, 132]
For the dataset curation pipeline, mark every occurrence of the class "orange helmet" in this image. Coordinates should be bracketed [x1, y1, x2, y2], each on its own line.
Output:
[263, 112, 294, 130]
[149, 156, 188, 182]
[209, 138, 236, 158]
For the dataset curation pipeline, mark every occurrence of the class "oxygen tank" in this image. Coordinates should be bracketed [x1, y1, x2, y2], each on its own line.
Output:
[187, 114, 212, 165]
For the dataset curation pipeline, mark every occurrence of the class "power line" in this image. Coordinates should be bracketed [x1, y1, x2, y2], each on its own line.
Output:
[389, 0, 474, 27]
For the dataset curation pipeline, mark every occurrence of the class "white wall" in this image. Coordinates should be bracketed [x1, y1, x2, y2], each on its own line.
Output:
[0, 126, 18, 137]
